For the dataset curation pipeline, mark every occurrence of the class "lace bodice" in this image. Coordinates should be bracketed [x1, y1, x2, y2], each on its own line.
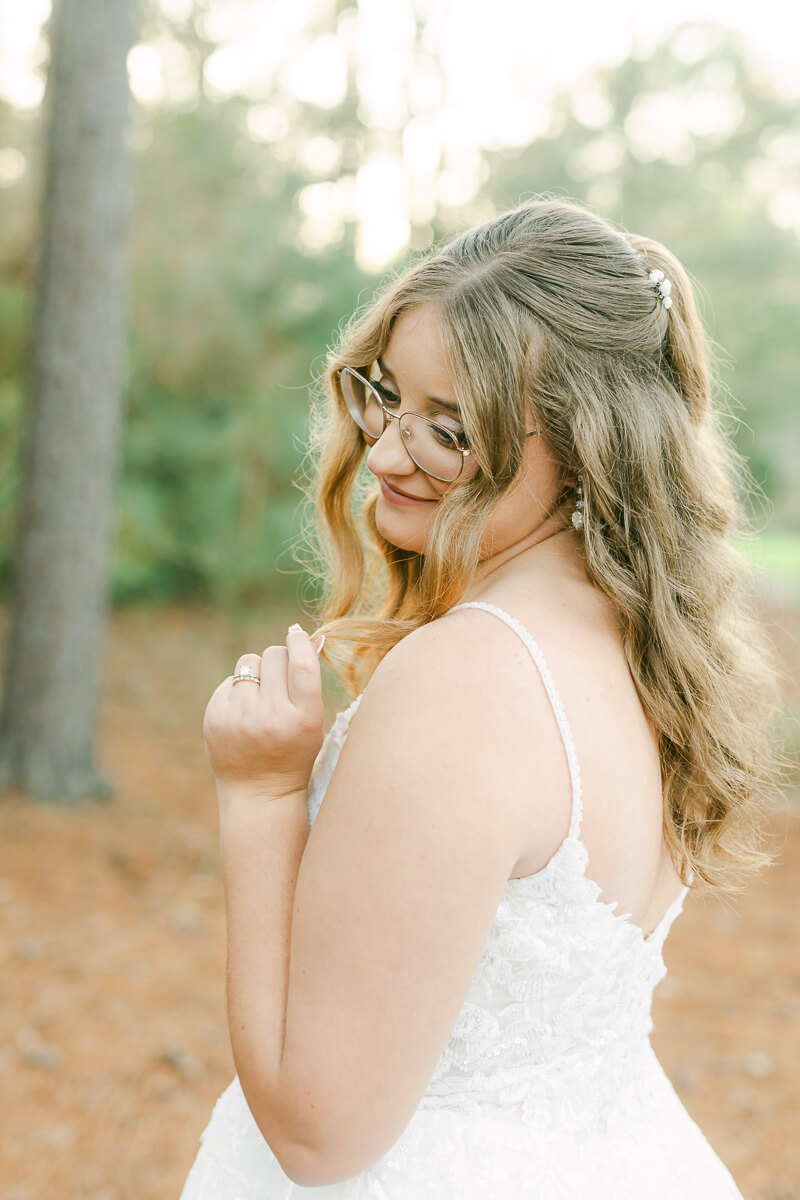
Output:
[306, 600, 691, 1136]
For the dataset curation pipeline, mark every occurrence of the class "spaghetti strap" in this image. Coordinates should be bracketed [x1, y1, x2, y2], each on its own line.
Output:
[447, 601, 584, 840]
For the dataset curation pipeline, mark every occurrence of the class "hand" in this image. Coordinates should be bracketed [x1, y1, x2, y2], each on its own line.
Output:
[203, 624, 326, 802]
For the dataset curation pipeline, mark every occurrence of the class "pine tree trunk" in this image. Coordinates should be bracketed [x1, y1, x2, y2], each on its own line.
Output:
[0, 0, 137, 802]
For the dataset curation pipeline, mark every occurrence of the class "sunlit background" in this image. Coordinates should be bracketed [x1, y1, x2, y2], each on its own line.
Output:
[3, 0, 800, 266]
[2, 0, 800, 615]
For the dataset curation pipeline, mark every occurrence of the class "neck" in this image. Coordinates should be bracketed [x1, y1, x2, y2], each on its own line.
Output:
[472, 516, 579, 589]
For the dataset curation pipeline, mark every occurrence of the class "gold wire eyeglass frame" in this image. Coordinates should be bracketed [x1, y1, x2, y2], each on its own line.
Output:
[337, 366, 540, 483]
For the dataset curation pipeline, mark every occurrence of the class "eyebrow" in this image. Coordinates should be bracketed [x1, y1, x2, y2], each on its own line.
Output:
[376, 356, 462, 415]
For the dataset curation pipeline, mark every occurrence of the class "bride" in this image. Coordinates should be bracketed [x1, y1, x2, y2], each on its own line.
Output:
[180, 197, 785, 1197]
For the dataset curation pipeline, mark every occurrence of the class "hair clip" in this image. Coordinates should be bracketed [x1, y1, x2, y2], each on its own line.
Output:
[648, 268, 673, 310]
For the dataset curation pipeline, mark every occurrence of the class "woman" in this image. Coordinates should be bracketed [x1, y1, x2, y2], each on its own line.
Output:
[180, 198, 786, 1197]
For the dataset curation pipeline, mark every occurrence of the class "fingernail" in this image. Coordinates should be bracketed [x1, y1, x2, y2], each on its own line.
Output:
[288, 623, 303, 634]
[313, 634, 325, 656]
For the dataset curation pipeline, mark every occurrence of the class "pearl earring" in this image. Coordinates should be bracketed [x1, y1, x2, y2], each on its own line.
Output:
[571, 477, 585, 530]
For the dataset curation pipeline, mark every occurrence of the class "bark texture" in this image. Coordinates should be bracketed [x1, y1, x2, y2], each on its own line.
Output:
[0, 0, 138, 801]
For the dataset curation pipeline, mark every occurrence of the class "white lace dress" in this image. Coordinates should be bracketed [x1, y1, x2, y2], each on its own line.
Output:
[179, 600, 744, 1199]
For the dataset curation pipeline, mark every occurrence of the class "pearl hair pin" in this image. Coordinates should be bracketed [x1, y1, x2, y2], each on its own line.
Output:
[648, 268, 673, 310]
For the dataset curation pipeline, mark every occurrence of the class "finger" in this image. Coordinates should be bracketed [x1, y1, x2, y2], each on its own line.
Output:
[285, 624, 323, 714]
[255, 645, 289, 713]
[231, 652, 263, 685]
[228, 651, 266, 710]
[233, 651, 262, 671]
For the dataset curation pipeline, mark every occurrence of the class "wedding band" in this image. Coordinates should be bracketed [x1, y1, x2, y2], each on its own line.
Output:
[232, 665, 261, 686]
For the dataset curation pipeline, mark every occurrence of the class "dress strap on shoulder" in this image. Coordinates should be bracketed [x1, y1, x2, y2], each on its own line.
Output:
[447, 601, 584, 840]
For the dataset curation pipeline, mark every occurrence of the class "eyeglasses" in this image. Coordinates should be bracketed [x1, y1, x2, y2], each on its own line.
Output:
[338, 366, 539, 483]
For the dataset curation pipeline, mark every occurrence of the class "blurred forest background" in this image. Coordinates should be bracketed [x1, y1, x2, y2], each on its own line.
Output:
[1, 0, 799, 612]
[1, 2, 799, 1198]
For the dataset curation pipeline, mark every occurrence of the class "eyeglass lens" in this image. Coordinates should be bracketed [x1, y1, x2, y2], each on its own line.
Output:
[340, 369, 466, 483]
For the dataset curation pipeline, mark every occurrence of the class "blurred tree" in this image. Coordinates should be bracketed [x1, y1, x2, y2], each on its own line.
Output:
[0, 14, 797, 618]
[0, 0, 138, 802]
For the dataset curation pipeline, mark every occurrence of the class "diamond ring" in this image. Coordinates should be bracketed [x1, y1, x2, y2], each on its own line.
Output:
[232, 664, 261, 686]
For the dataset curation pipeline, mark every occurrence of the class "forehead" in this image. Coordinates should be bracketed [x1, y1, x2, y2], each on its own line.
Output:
[384, 303, 454, 395]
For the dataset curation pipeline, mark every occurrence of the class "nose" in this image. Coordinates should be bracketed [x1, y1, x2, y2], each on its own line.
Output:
[365, 415, 418, 478]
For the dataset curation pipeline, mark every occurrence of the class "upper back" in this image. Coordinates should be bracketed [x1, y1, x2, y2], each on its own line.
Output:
[448, 551, 686, 940]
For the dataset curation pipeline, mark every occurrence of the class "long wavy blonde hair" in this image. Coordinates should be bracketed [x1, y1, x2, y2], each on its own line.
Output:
[293, 196, 791, 896]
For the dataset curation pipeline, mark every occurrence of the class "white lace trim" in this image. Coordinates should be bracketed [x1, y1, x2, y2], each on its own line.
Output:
[446, 601, 584, 840]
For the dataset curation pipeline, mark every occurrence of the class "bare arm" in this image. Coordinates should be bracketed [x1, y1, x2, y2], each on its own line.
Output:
[217, 785, 315, 1181]
[215, 610, 563, 1187]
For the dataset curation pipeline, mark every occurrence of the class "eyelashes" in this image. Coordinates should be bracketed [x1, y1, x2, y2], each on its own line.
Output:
[372, 380, 468, 448]
[373, 380, 400, 405]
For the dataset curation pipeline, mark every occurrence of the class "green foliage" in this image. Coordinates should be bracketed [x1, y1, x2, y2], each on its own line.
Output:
[0, 16, 798, 609]
[118, 101, 367, 605]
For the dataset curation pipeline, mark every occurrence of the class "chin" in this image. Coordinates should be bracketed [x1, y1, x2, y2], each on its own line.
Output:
[374, 507, 429, 554]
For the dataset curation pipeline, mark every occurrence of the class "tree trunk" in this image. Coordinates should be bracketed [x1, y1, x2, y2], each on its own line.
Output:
[0, 0, 138, 802]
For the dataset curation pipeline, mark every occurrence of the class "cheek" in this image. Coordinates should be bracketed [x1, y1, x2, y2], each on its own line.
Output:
[495, 469, 555, 527]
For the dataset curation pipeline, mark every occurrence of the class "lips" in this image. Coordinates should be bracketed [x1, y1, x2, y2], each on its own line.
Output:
[381, 479, 430, 501]
[379, 477, 434, 506]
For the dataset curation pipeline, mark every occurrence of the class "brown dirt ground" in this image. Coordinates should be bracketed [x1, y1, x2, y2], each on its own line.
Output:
[1, 599, 798, 1200]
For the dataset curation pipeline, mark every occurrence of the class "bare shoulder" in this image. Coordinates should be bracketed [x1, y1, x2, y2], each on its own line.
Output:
[460, 552, 630, 686]
[458, 568, 645, 767]
[364, 602, 566, 735]
[339, 602, 583, 866]
[463, 565, 672, 886]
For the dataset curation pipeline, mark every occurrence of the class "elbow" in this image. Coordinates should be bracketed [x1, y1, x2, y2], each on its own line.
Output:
[276, 1142, 328, 1188]
[245, 1093, 338, 1187]
[271, 1124, 366, 1188]
[248, 1110, 324, 1187]
[243, 1071, 385, 1186]
[279, 1148, 369, 1189]
[271, 1138, 372, 1189]
[265, 1119, 376, 1188]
